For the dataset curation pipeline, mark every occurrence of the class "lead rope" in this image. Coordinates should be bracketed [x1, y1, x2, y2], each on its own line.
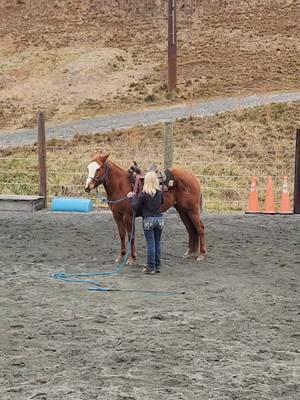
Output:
[95, 186, 128, 205]
[52, 206, 185, 296]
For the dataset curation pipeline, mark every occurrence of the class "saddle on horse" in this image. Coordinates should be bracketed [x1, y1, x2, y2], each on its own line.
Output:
[128, 161, 175, 194]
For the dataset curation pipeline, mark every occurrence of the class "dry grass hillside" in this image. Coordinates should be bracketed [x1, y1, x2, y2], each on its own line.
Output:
[1, 101, 298, 211]
[0, 0, 299, 130]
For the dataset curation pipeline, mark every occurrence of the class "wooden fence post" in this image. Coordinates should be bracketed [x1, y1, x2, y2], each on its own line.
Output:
[164, 122, 173, 169]
[294, 128, 300, 214]
[37, 112, 47, 207]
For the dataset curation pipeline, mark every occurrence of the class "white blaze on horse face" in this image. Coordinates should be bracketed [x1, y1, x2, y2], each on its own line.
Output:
[86, 161, 100, 188]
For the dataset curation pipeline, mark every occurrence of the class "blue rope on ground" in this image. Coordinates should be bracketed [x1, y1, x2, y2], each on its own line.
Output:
[52, 212, 133, 290]
[88, 288, 185, 295]
[52, 209, 185, 296]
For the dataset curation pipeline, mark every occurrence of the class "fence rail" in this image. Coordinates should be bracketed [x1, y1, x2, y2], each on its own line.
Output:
[0, 120, 299, 213]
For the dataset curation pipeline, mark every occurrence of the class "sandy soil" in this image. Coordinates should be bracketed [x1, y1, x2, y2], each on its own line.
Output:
[0, 211, 299, 400]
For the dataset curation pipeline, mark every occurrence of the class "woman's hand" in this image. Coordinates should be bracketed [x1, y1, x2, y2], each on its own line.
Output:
[127, 191, 135, 198]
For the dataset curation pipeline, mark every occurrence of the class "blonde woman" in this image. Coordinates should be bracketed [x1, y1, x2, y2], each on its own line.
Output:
[127, 171, 164, 275]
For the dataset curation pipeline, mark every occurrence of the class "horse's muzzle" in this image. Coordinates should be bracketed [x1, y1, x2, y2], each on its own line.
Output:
[85, 183, 94, 193]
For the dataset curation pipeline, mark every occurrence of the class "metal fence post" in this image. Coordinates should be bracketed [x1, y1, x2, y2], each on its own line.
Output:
[164, 122, 173, 169]
[294, 128, 300, 213]
[37, 112, 47, 207]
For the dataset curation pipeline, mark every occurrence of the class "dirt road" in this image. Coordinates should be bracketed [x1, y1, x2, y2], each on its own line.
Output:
[1, 91, 300, 148]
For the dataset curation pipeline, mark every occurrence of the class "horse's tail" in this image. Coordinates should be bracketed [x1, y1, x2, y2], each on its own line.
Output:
[200, 193, 204, 213]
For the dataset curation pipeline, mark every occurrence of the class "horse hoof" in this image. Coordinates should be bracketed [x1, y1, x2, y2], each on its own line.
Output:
[183, 250, 195, 259]
[184, 253, 197, 259]
[197, 254, 206, 262]
[115, 255, 124, 263]
[184, 249, 193, 257]
[127, 256, 135, 266]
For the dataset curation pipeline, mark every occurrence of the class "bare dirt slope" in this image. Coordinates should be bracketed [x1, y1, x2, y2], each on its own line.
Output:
[0, 0, 299, 130]
[0, 211, 299, 399]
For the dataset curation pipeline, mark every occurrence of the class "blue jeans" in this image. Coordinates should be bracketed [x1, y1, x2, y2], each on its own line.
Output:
[143, 216, 164, 270]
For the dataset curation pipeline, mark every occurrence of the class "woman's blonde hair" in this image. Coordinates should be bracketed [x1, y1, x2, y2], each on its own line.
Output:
[143, 171, 160, 197]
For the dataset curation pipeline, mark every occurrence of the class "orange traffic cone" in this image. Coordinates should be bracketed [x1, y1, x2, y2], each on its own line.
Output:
[279, 176, 292, 214]
[264, 176, 276, 214]
[246, 176, 260, 213]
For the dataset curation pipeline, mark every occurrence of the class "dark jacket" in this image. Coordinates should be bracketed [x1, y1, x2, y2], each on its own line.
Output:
[131, 190, 164, 218]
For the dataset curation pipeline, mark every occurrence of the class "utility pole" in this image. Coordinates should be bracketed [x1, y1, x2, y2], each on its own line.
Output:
[294, 129, 300, 213]
[168, 0, 177, 93]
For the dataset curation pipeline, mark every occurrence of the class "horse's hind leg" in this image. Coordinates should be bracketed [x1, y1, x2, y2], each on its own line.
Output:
[198, 216, 207, 260]
[174, 205, 198, 257]
[187, 210, 207, 261]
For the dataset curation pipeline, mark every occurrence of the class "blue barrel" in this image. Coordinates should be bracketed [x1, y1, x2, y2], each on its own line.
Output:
[51, 197, 93, 212]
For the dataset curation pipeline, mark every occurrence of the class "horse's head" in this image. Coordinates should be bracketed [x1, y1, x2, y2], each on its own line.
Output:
[85, 153, 110, 193]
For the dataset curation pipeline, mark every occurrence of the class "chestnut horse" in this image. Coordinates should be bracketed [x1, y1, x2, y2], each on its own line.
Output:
[85, 153, 206, 263]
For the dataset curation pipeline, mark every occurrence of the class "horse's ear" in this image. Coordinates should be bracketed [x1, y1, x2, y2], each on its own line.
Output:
[91, 152, 101, 163]
[100, 153, 110, 163]
[91, 151, 97, 158]
[91, 152, 110, 165]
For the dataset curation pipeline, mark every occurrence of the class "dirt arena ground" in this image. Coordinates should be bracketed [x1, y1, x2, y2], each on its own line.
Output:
[0, 210, 299, 400]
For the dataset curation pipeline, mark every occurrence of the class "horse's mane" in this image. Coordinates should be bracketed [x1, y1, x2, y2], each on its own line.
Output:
[107, 159, 127, 173]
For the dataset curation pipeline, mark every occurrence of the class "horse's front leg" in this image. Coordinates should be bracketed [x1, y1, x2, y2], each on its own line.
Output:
[124, 214, 136, 265]
[113, 211, 127, 263]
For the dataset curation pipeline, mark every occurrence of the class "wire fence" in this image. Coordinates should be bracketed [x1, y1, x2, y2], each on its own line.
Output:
[0, 137, 295, 212]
